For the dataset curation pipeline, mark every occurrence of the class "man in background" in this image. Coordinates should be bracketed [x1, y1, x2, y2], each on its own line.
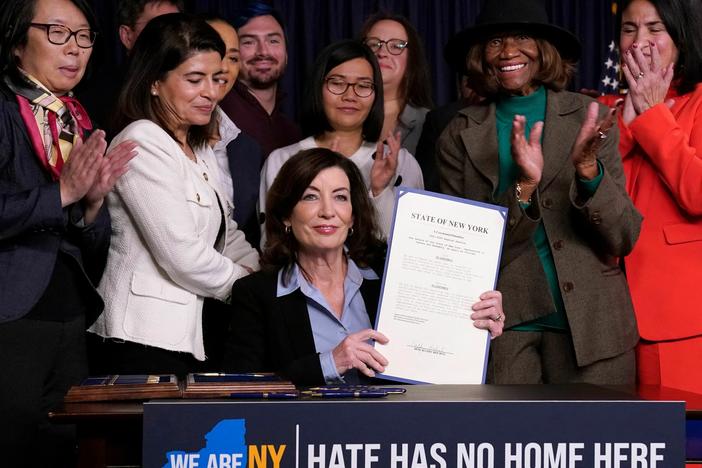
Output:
[118, 0, 182, 50]
[78, 0, 183, 132]
[220, 1, 301, 159]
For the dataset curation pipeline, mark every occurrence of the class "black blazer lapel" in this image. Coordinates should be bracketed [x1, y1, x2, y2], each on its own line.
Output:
[277, 289, 317, 358]
[360, 277, 381, 327]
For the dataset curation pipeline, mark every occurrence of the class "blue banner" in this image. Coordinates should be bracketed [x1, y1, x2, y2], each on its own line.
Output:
[144, 397, 684, 468]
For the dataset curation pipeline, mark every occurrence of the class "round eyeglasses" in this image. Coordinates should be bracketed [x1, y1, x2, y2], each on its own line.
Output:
[325, 78, 375, 98]
[30, 23, 97, 49]
[364, 37, 408, 55]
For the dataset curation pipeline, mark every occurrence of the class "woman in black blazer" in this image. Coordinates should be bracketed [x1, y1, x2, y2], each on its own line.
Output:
[0, 0, 134, 464]
[225, 148, 505, 385]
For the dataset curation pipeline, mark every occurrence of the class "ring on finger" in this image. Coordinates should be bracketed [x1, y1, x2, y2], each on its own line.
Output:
[494, 313, 503, 322]
[637, 71, 645, 79]
[598, 130, 607, 140]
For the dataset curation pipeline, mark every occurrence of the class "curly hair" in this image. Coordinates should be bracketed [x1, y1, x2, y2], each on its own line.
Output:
[262, 148, 386, 280]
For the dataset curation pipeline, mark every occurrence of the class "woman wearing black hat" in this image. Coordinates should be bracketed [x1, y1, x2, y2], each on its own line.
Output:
[437, 0, 643, 384]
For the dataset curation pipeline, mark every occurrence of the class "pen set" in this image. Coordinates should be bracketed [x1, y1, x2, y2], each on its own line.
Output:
[228, 385, 407, 399]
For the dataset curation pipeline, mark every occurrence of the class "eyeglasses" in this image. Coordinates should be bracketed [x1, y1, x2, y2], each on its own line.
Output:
[364, 37, 408, 55]
[30, 23, 97, 48]
[325, 77, 375, 98]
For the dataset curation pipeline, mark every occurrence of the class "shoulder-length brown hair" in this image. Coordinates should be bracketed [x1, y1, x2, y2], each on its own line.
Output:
[359, 11, 433, 110]
[113, 13, 224, 148]
[466, 37, 575, 98]
[263, 148, 386, 278]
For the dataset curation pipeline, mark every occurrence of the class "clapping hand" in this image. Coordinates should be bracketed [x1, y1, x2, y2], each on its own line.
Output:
[84, 140, 137, 214]
[60, 130, 137, 223]
[621, 41, 675, 124]
[570, 102, 616, 180]
[511, 115, 544, 202]
[59, 130, 108, 208]
[370, 131, 401, 197]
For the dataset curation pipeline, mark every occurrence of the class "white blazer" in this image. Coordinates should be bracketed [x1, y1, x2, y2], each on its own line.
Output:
[89, 120, 260, 360]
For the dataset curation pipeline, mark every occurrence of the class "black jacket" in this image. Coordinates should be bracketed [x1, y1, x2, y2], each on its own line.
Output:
[224, 268, 381, 386]
[0, 81, 109, 323]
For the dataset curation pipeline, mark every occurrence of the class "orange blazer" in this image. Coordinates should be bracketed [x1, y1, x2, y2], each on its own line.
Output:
[609, 85, 702, 341]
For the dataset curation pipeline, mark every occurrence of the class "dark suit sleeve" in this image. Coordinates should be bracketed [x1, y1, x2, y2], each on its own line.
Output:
[0, 105, 66, 241]
[281, 350, 325, 386]
[414, 111, 441, 193]
[67, 203, 111, 284]
[223, 273, 326, 386]
[0, 125, 62, 240]
[228, 132, 263, 248]
[224, 274, 270, 372]
[0, 183, 66, 241]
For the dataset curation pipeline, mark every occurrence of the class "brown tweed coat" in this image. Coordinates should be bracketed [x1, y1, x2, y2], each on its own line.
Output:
[437, 89, 642, 367]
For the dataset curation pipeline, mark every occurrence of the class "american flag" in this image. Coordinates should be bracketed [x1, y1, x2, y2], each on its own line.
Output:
[598, 2, 622, 95]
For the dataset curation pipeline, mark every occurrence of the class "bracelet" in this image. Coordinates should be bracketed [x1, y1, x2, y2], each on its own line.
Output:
[515, 182, 532, 204]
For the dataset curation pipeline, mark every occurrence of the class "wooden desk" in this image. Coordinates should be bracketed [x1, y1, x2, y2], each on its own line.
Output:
[50, 401, 142, 468]
[50, 384, 700, 468]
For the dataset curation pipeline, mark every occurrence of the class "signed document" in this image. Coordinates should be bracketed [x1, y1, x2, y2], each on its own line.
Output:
[374, 188, 507, 384]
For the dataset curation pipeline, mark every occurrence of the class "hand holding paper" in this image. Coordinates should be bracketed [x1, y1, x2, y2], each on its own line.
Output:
[374, 188, 507, 384]
[470, 290, 505, 339]
[332, 329, 389, 378]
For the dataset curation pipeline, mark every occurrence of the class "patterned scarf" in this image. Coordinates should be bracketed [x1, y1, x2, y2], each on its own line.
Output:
[4, 71, 92, 180]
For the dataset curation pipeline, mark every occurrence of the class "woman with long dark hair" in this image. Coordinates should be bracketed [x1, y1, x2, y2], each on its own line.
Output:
[227, 149, 503, 385]
[260, 39, 423, 241]
[360, 12, 433, 155]
[88, 14, 259, 377]
[606, 0, 702, 393]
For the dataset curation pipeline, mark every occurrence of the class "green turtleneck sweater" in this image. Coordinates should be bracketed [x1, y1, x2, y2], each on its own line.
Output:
[495, 87, 602, 331]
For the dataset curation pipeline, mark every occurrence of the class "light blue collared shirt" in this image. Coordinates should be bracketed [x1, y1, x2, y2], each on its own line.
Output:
[277, 259, 379, 384]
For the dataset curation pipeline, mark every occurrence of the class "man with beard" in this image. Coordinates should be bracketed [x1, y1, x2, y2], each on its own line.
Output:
[220, 2, 301, 159]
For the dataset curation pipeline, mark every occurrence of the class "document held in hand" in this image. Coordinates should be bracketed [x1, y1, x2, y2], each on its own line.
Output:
[374, 188, 507, 384]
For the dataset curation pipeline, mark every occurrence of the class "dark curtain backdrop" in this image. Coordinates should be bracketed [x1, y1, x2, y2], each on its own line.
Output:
[86, 0, 616, 120]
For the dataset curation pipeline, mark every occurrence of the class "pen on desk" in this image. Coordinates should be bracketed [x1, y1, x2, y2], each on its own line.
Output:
[375, 387, 406, 394]
[195, 373, 280, 382]
[229, 391, 299, 399]
[198, 372, 271, 378]
[305, 390, 387, 398]
[307, 386, 407, 394]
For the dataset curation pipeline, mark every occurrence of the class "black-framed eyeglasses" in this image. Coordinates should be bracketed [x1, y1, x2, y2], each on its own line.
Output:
[364, 37, 408, 55]
[325, 77, 375, 98]
[30, 23, 97, 48]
